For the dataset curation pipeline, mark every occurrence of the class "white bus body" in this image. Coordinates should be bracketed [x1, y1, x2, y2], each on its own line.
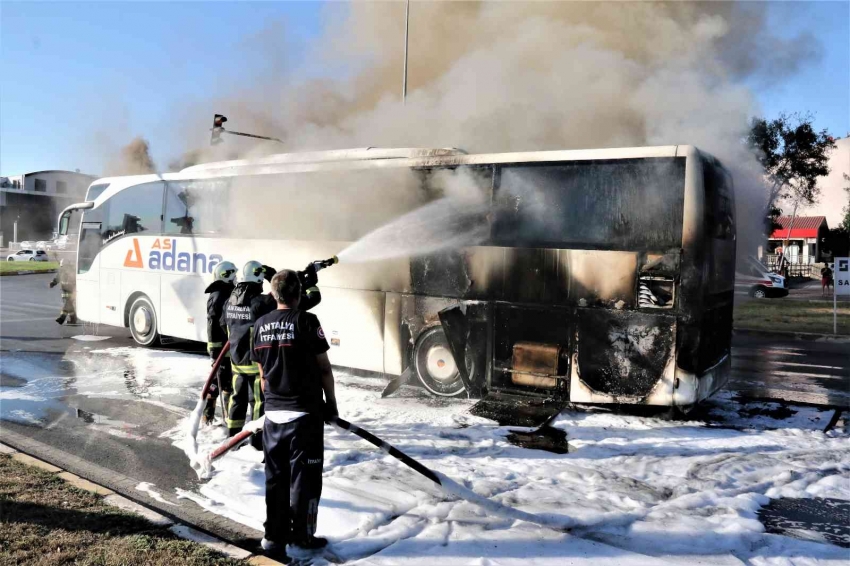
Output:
[60, 145, 735, 408]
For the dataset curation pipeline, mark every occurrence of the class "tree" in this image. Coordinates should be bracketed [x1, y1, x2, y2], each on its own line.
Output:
[746, 113, 837, 235]
[841, 173, 850, 233]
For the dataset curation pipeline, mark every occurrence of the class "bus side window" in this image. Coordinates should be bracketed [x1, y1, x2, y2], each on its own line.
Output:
[703, 159, 733, 240]
[102, 182, 164, 241]
[78, 211, 104, 274]
[164, 180, 229, 236]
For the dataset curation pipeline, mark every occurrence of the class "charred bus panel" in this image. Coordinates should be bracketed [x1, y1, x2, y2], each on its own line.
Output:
[399, 149, 733, 410]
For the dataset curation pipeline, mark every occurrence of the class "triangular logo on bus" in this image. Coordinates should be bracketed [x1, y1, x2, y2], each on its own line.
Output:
[124, 238, 143, 268]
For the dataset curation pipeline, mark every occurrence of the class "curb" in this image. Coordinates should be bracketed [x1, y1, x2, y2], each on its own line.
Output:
[733, 327, 850, 343]
[0, 441, 284, 564]
[0, 269, 57, 277]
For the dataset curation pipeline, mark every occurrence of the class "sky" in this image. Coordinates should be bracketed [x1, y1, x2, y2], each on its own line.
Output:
[1, 1, 848, 177]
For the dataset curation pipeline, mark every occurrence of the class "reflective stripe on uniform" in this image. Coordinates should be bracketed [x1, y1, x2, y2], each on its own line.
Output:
[253, 377, 263, 421]
[306, 287, 319, 296]
[231, 363, 260, 375]
[226, 372, 245, 429]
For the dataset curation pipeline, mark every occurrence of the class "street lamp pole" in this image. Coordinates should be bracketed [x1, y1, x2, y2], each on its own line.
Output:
[402, 0, 410, 104]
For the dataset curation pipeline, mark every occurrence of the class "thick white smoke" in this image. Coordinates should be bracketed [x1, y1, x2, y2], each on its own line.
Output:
[168, 1, 823, 257]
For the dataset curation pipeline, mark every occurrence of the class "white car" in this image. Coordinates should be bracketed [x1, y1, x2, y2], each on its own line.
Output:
[735, 257, 788, 299]
[6, 249, 49, 262]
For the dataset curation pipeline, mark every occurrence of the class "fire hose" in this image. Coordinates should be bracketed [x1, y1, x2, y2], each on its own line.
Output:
[196, 414, 576, 532]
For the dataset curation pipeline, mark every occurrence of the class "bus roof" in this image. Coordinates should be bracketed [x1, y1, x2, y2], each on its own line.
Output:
[180, 147, 469, 173]
[85, 145, 691, 207]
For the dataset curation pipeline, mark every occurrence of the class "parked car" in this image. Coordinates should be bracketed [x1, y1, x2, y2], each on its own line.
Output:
[6, 249, 49, 262]
[36, 240, 51, 250]
[735, 256, 788, 298]
[19, 241, 35, 250]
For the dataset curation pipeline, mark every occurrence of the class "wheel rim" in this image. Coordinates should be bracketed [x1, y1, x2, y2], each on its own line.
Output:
[425, 344, 458, 383]
[133, 305, 152, 335]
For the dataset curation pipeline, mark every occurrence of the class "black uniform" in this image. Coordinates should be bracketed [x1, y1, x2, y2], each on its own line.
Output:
[204, 279, 235, 422]
[251, 307, 330, 545]
[221, 282, 276, 435]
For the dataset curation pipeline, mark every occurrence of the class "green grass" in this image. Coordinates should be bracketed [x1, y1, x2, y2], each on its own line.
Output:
[735, 299, 850, 336]
[0, 454, 247, 566]
[0, 261, 59, 274]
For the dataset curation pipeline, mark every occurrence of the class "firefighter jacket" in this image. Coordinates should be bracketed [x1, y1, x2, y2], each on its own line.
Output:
[221, 282, 276, 374]
[49, 267, 75, 293]
[204, 280, 234, 358]
[297, 265, 322, 311]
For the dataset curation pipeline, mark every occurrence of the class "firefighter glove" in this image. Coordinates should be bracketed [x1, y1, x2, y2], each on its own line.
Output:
[261, 265, 277, 283]
[300, 262, 319, 289]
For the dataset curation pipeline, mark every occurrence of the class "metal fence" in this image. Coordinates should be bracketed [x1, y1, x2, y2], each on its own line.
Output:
[764, 254, 818, 278]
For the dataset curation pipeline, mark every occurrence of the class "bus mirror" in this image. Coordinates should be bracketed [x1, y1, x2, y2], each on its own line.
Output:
[211, 114, 227, 145]
[58, 211, 70, 236]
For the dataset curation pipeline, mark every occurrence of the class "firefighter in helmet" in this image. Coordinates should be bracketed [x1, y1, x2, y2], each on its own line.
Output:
[220, 261, 278, 436]
[49, 260, 77, 325]
[203, 261, 237, 425]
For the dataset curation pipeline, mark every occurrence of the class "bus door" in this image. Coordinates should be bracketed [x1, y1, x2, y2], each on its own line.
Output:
[75, 215, 104, 324]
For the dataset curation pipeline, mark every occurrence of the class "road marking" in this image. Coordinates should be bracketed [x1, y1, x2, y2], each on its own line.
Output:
[0, 301, 58, 312]
[0, 317, 59, 324]
[732, 348, 808, 356]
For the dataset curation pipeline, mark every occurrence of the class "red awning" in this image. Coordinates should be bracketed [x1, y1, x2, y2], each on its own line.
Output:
[769, 216, 827, 239]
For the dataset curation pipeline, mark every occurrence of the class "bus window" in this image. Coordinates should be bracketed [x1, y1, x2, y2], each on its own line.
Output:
[164, 179, 229, 235]
[102, 181, 164, 241]
[703, 157, 734, 240]
[492, 158, 686, 251]
[85, 183, 110, 201]
[228, 169, 426, 242]
[78, 210, 104, 274]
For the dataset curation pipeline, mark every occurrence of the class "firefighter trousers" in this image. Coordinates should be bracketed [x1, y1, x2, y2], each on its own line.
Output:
[226, 365, 263, 436]
[262, 415, 324, 544]
[204, 349, 234, 421]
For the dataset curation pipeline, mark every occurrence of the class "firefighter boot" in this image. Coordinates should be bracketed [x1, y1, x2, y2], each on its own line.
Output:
[67, 315, 78, 325]
[55, 314, 66, 325]
[202, 396, 217, 425]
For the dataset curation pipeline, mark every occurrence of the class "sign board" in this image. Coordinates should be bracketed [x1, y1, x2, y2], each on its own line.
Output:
[837, 258, 850, 296]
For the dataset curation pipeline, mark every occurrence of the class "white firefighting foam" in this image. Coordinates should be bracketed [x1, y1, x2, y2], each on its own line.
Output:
[166, 369, 849, 566]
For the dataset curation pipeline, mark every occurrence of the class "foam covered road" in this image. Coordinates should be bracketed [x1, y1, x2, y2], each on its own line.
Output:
[2, 273, 849, 563]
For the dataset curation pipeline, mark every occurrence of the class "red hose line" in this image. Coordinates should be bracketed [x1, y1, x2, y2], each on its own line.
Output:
[201, 342, 230, 400]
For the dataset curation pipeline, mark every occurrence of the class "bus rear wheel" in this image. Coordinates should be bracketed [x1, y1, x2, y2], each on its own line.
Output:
[413, 327, 472, 398]
[129, 296, 160, 347]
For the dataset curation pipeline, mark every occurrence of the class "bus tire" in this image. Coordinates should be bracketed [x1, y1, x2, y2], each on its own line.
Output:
[751, 286, 767, 299]
[412, 326, 471, 398]
[128, 295, 160, 347]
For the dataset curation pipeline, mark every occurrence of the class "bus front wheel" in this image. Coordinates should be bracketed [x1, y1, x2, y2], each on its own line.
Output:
[129, 296, 160, 347]
[412, 327, 471, 398]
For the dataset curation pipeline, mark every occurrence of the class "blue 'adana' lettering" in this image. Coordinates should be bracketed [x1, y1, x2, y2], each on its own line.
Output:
[146, 239, 222, 274]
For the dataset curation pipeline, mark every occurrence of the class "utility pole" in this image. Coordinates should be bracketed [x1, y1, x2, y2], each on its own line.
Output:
[402, 0, 410, 104]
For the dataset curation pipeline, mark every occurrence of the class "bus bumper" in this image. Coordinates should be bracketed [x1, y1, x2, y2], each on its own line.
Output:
[672, 354, 731, 408]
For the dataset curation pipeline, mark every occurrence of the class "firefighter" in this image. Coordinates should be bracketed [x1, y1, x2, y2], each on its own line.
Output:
[252, 269, 337, 561]
[203, 261, 237, 425]
[49, 260, 77, 325]
[221, 260, 277, 437]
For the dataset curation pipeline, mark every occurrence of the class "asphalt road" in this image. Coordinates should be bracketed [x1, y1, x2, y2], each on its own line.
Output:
[1, 272, 848, 547]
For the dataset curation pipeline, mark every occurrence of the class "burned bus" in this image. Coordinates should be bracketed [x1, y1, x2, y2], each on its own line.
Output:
[58, 145, 734, 411]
